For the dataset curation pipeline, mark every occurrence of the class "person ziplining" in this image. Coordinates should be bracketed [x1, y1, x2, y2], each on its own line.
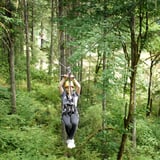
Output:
[59, 67, 81, 149]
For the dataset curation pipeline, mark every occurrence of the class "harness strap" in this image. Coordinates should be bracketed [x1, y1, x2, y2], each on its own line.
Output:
[62, 94, 77, 115]
[63, 104, 76, 113]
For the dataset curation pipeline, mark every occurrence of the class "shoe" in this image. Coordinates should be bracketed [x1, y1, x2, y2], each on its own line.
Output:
[66, 139, 75, 149]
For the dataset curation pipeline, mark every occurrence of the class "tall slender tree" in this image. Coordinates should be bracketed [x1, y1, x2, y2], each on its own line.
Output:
[58, 0, 65, 75]
[23, 0, 31, 91]
[30, 0, 35, 58]
[48, 0, 55, 78]
[146, 52, 160, 116]
[118, 1, 149, 159]
[4, 0, 16, 113]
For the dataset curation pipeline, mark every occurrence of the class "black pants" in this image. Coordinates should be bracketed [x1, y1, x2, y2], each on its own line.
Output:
[62, 111, 79, 139]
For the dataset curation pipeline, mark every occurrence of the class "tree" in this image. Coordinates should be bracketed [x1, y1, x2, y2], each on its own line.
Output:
[4, 0, 17, 114]
[48, 0, 55, 78]
[145, 26, 160, 116]
[58, 0, 66, 75]
[146, 52, 160, 116]
[117, 0, 149, 159]
[23, 0, 31, 91]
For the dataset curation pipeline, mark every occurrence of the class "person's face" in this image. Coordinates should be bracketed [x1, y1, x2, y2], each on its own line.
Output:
[65, 86, 74, 93]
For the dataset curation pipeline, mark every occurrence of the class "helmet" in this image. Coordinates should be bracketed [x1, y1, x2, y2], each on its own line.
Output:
[64, 81, 74, 88]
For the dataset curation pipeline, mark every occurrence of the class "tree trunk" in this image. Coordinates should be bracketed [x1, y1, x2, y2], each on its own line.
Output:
[8, 40, 16, 114]
[58, 0, 65, 75]
[58, 0, 66, 145]
[79, 57, 83, 83]
[102, 0, 107, 131]
[128, 10, 138, 148]
[48, 0, 54, 79]
[30, 0, 34, 58]
[117, 11, 140, 160]
[146, 54, 153, 116]
[158, 104, 160, 117]
[40, 21, 44, 49]
[121, 41, 130, 99]
[102, 1, 108, 159]
[5, 0, 16, 114]
[102, 50, 106, 130]
[94, 50, 102, 83]
[23, 0, 31, 91]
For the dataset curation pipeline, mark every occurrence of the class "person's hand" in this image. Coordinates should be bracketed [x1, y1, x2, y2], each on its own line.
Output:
[62, 74, 68, 80]
[62, 74, 74, 80]
[70, 74, 75, 80]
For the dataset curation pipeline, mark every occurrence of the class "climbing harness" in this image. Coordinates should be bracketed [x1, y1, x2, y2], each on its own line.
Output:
[62, 94, 77, 115]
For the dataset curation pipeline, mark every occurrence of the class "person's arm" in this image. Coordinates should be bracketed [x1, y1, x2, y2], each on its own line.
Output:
[59, 75, 67, 95]
[72, 78, 81, 95]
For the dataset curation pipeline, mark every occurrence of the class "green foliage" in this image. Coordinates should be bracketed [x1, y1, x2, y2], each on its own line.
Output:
[33, 104, 60, 130]
[75, 150, 101, 160]
[0, 86, 11, 116]
[121, 118, 160, 160]
[81, 104, 102, 132]
[0, 126, 59, 160]
[15, 55, 27, 81]
[0, 86, 10, 99]
[16, 91, 36, 122]
[32, 82, 60, 106]
[0, 84, 66, 160]
[136, 119, 160, 158]
[31, 69, 52, 84]
[0, 55, 9, 81]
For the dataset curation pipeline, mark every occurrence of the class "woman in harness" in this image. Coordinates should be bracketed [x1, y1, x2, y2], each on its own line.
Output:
[59, 74, 81, 149]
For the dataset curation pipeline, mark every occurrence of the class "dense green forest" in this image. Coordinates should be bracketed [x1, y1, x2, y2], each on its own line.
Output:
[0, 0, 160, 160]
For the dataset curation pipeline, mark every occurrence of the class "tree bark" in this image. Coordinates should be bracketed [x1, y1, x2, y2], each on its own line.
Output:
[102, 0, 107, 131]
[102, 50, 106, 130]
[58, 0, 65, 75]
[23, 0, 31, 91]
[94, 50, 102, 83]
[5, 0, 16, 114]
[146, 53, 153, 116]
[30, 0, 34, 58]
[8, 39, 16, 114]
[146, 52, 160, 116]
[158, 104, 160, 117]
[117, 10, 139, 160]
[48, 0, 54, 79]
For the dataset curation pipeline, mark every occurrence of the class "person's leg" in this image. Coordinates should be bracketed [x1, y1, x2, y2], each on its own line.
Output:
[62, 113, 77, 148]
[62, 114, 72, 138]
[69, 112, 79, 139]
